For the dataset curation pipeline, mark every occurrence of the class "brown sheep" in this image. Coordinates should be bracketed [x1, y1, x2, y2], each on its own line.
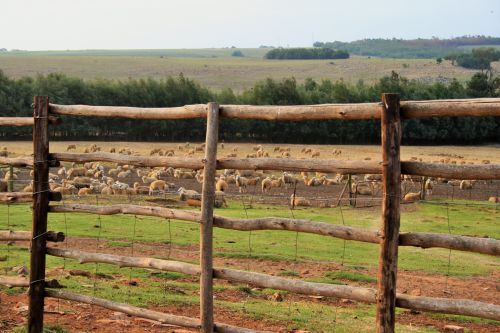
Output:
[216, 178, 228, 192]
[311, 150, 320, 158]
[78, 187, 92, 196]
[403, 191, 421, 202]
[290, 194, 311, 207]
[149, 180, 167, 195]
[66, 144, 76, 151]
[261, 178, 273, 193]
[459, 180, 473, 190]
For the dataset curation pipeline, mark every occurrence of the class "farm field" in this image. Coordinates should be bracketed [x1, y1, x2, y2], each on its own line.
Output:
[2, 141, 500, 164]
[1, 49, 497, 91]
[0, 141, 499, 332]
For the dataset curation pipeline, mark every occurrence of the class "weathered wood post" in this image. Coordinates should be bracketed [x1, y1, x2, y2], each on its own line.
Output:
[376, 93, 401, 333]
[200, 102, 219, 333]
[8, 165, 14, 191]
[29, 96, 50, 333]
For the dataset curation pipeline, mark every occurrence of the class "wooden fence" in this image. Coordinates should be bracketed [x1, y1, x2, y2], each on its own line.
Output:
[1, 96, 500, 333]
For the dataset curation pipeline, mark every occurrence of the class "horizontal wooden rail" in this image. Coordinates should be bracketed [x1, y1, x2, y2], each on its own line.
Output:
[46, 290, 271, 333]
[0, 192, 33, 203]
[48, 204, 499, 256]
[401, 161, 500, 180]
[50, 104, 207, 120]
[47, 248, 500, 321]
[0, 116, 60, 127]
[0, 156, 33, 167]
[52, 152, 204, 170]
[219, 158, 381, 174]
[0, 276, 63, 288]
[0, 275, 29, 287]
[400, 98, 500, 119]
[0, 191, 62, 204]
[0, 230, 65, 242]
[49, 98, 500, 121]
[52, 153, 499, 179]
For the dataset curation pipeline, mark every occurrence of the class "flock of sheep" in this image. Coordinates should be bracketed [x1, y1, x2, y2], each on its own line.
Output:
[0, 143, 497, 207]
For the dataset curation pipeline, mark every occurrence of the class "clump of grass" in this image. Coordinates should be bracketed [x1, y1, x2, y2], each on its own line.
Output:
[325, 271, 376, 283]
[278, 270, 299, 277]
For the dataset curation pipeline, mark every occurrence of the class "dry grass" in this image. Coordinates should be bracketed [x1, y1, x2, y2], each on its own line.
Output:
[2, 141, 499, 164]
[1, 53, 495, 92]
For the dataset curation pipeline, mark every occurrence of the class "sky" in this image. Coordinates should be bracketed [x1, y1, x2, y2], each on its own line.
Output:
[2, 0, 500, 50]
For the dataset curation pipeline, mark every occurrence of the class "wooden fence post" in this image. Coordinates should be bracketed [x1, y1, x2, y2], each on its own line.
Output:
[376, 93, 401, 333]
[200, 102, 219, 333]
[8, 165, 14, 191]
[28, 96, 50, 333]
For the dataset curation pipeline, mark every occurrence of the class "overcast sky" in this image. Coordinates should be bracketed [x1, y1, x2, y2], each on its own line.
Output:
[2, 0, 500, 50]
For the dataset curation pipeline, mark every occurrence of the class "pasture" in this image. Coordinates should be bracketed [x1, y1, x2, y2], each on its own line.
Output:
[1, 49, 497, 91]
[1, 141, 499, 332]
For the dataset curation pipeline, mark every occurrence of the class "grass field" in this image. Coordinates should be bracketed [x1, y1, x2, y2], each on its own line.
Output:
[1, 48, 497, 91]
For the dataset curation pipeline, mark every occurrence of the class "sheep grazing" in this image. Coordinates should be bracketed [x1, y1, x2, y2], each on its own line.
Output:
[178, 187, 201, 201]
[253, 145, 262, 152]
[66, 167, 86, 179]
[195, 170, 204, 184]
[425, 178, 434, 195]
[133, 182, 150, 195]
[306, 177, 323, 187]
[352, 182, 372, 196]
[488, 196, 499, 203]
[101, 186, 113, 195]
[149, 180, 167, 196]
[459, 180, 473, 190]
[78, 187, 92, 196]
[332, 149, 342, 156]
[290, 194, 311, 207]
[281, 172, 298, 188]
[235, 175, 249, 193]
[364, 174, 382, 181]
[174, 169, 195, 179]
[226, 153, 237, 158]
[117, 170, 132, 179]
[303, 148, 312, 154]
[66, 144, 76, 151]
[216, 178, 228, 192]
[311, 150, 320, 158]
[22, 181, 33, 193]
[322, 177, 338, 186]
[142, 176, 157, 184]
[403, 191, 421, 202]
[109, 147, 116, 153]
[261, 177, 273, 193]
[214, 191, 228, 208]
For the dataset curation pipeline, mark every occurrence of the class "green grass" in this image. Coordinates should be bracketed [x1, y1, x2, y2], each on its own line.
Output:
[0, 199, 498, 332]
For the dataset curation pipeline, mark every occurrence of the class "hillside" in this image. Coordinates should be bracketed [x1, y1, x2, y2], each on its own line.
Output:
[314, 36, 500, 58]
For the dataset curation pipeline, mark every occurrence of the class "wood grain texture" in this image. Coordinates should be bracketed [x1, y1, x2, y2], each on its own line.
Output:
[29, 96, 51, 333]
[376, 93, 401, 333]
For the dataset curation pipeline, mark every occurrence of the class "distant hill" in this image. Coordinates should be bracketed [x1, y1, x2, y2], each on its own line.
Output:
[313, 36, 500, 59]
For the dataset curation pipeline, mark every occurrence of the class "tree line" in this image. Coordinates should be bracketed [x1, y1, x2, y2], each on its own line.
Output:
[0, 70, 498, 144]
[314, 36, 500, 58]
[264, 48, 349, 60]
